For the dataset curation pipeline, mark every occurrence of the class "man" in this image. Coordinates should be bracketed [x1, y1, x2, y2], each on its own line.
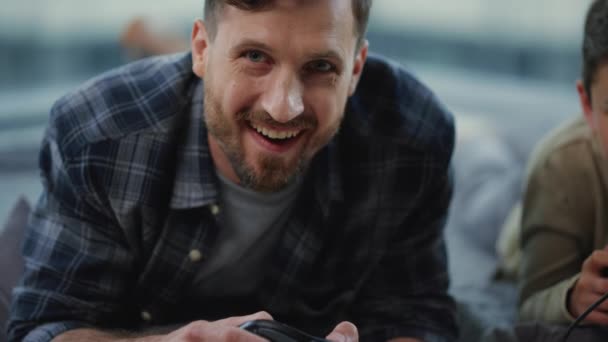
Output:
[8, 1, 457, 341]
[499, 0, 608, 327]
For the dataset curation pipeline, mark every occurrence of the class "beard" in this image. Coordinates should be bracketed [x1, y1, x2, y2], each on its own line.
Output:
[203, 83, 340, 193]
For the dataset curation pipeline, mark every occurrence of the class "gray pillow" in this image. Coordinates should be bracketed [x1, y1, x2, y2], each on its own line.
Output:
[0, 197, 30, 342]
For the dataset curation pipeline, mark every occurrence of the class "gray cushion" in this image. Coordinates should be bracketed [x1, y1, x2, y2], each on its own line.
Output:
[446, 115, 523, 341]
[0, 197, 30, 342]
[447, 115, 524, 289]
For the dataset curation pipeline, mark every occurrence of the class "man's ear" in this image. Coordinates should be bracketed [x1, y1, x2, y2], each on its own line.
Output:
[348, 40, 369, 96]
[191, 19, 209, 78]
[577, 80, 596, 130]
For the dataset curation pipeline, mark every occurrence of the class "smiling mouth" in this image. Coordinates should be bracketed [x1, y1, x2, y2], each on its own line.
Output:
[248, 121, 304, 145]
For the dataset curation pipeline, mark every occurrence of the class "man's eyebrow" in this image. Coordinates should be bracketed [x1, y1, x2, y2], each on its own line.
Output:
[230, 39, 276, 54]
[307, 50, 345, 64]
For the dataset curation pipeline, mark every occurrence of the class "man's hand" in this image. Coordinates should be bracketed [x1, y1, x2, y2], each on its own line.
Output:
[324, 323, 423, 342]
[569, 247, 608, 324]
[325, 321, 358, 342]
[53, 311, 273, 342]
[153, 311, 273, 342]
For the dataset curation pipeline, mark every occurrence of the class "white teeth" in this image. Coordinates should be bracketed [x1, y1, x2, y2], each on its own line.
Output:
[251, 123, 300, 140]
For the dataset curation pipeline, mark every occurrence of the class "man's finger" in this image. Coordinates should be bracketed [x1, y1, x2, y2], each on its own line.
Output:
[585, 290, 608, 313]
[326, 321, 358, 342]
[216, 311, 274, 327]
[589, 277, 608, 295]
[585, 250, 608, 273]
[217, 327, 270, 342]
[584, 310, 608, 326]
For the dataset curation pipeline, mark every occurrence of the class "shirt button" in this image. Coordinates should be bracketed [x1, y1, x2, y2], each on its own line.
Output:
[189, 249, 203, 262]
[141, 310, 152, 322]
[210, 204, 221, 216]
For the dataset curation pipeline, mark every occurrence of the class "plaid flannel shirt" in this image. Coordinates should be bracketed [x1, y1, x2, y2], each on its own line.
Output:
[8, 52, 457, 342]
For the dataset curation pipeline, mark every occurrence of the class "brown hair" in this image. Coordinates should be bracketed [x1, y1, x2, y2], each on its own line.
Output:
[582, 0, 608, 98]
[203, 0, 372, 48]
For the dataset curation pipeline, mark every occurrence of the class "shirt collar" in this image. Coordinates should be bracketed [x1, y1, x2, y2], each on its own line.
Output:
[169, 79, 219, 209]
[311, 130, 344, 217]
[325, 137, 345, 202]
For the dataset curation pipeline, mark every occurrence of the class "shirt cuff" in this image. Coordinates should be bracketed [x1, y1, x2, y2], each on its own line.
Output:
[22, 321, 91, 342]
[519, 273, 580, 323]
[560, 273, 581, 322]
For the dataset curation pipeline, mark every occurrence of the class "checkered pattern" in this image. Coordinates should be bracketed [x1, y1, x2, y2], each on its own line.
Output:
[8, 53, 457, 342]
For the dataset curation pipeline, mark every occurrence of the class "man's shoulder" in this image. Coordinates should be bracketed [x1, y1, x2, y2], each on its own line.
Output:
[528, 116, 595, 173]
[524, 116, 605, 201]
[48, 52, 196, 157]
[345, 54, 454, 157]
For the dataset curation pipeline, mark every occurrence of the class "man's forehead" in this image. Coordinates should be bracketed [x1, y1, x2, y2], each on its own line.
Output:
[217, 0, 355, 35]
[217, 0, 356, 55]
[220, 0, 352, 12]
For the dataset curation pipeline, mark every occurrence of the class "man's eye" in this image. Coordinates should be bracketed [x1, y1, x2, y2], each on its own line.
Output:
[308, 60, 335, 73]
[244, 50, 268, 63]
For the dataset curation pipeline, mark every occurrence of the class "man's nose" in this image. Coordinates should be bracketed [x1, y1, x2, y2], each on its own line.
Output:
[261, 71, 304, 123]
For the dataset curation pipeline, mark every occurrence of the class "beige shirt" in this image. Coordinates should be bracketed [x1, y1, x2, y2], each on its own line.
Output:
[509, 116, 608, 322]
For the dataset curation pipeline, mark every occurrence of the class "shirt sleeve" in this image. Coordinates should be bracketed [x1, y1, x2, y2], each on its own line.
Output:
[518, 142, 596, 323]
[20, 321, 92, 342]
[350, 163, 458, 342]
[8, 120, 137, 341]
[519, 273, 579, 323]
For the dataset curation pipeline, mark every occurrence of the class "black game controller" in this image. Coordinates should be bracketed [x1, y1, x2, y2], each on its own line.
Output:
[239, 320, 330, 342]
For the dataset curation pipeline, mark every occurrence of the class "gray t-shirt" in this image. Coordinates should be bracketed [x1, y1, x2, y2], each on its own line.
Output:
[192, 173, 301, 296]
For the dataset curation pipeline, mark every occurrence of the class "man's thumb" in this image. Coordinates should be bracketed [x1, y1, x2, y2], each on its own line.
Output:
[326, 321, 358, 342]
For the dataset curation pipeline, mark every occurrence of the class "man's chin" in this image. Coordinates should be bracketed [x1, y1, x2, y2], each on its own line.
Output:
[247, 168, 297, 193]
[242, 158, 304, 192]
[249, 179, 291, 193]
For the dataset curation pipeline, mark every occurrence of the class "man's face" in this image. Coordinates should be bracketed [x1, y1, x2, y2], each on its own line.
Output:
[579, 62, 608, 157]
[191, 0, 367, 192]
